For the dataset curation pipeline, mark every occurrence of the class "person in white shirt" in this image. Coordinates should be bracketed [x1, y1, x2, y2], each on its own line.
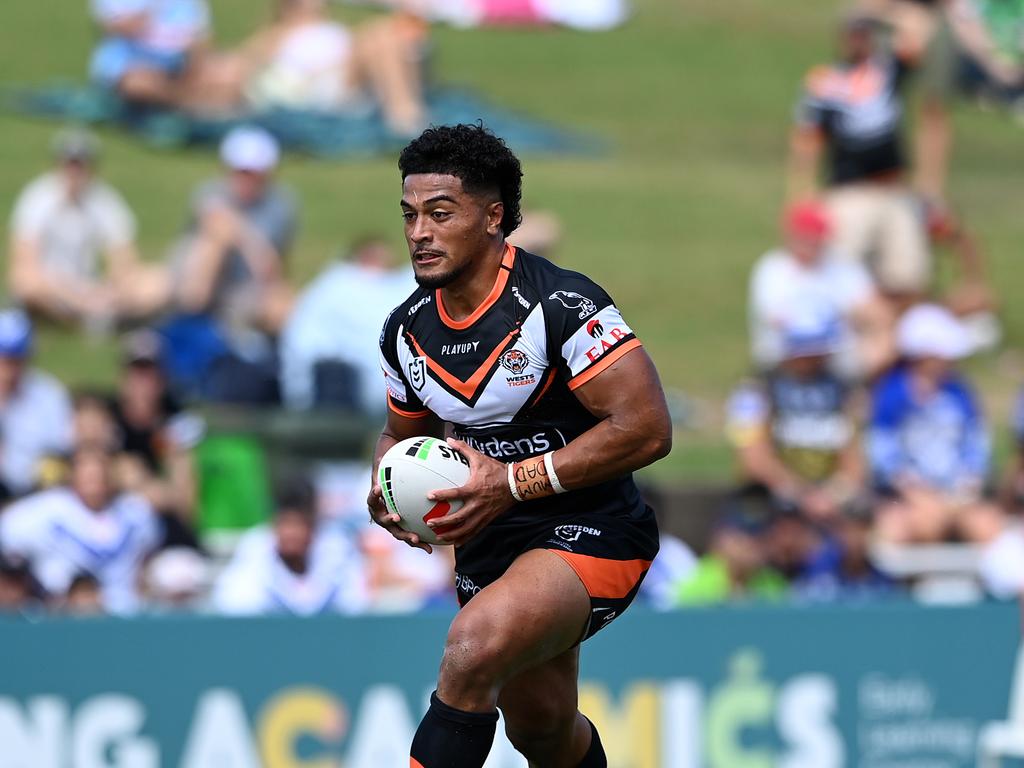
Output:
[8, 130, 169, 331]
[0, 446, 161, 614]
[213, 479, 369, 616]
[280, 237, 414, 412]
[749, 200, 895, 379]
[0, 310, 73, 497]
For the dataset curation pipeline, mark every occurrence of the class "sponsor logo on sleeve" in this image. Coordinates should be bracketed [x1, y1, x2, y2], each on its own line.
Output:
[408, 357, 426, 391]
[407, 295, 432, 316]
[511, 286, 532, 310]
[585, 328, 631, 363]
[587, 319, 604, 339]
[549, 291, 597, 319]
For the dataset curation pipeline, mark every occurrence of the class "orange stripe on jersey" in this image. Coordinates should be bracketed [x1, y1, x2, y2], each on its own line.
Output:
[408, 329, 519, 400]
[387, 393, 430, 419]
[567, 339, 643, 391]
[436, 244, 516, 330]
[411, 760, 426, 768]
[553, 551, 652, 599]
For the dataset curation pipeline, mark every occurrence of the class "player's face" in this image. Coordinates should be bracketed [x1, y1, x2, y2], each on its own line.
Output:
[401, 174, 503, 289]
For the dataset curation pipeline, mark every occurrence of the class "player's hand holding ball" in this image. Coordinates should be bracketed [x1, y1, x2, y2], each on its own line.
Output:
[424, 438, 515, 547]
[373, 435, 515, 549]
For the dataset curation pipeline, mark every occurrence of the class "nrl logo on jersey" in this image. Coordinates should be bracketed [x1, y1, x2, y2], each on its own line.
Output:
[549, 291, 596, 319]
[408, 357, 426, 391]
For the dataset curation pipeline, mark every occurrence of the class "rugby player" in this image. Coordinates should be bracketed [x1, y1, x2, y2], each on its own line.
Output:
[368, 123, 672, 768]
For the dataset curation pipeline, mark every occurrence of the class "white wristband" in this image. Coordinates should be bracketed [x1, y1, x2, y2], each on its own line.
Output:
[544, 451, 567, 494]
[507, 463, 523, 502]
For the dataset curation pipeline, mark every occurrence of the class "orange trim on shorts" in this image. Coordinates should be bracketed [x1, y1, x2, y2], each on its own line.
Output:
[567, 339, 643, 391]
[552, 551, 652, 599]
[411, 760, 426, 768]
[436, 243, 516, 330]
[387, 393, 430, 419]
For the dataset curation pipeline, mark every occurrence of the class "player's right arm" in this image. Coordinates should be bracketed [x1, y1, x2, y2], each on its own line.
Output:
[787, 69, 829, 202]
[368, 307, 444, 552]
[367, 408, 444, 553]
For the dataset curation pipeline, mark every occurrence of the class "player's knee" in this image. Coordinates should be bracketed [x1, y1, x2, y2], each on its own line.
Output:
[504, 700, 576, 751]
[439, 609, 513, 690]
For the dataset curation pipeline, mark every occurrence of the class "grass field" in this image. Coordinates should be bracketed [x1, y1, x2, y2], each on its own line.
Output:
[0, 0, 1021, 483]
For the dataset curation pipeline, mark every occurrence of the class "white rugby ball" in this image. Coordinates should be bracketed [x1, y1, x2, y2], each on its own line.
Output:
[377, 437, 471, 545]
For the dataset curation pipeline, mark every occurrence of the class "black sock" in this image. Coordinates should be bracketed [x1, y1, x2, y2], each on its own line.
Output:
[577, 717, 607, 768]
[410, 691, 498, 768]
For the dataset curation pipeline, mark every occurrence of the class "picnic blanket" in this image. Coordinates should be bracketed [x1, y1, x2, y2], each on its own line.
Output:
[4, 82, 600, 158]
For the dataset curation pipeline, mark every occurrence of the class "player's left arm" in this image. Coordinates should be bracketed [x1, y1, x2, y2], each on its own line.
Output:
[542, 347, 672, 487]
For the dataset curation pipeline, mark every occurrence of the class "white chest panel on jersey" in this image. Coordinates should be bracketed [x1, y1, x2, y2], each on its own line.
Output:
[394, 304, 549, 426]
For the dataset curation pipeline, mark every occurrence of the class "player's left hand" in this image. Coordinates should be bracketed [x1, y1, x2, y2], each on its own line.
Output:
[425, 438, 515, 546]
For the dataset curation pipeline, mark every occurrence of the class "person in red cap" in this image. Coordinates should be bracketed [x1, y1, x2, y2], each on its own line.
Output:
[749, 200, 895, 379]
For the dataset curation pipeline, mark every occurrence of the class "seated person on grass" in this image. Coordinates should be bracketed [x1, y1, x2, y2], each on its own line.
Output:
[868, 303, 1003, 544]
[728, 308, 866, 524]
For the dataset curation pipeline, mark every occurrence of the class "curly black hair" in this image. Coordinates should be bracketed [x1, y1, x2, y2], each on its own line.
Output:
[399, 123, 523, 237]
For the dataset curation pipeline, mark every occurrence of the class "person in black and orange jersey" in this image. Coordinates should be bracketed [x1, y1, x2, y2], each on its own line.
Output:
[367, 124, 672, 768]
[788, 11, 931, 306]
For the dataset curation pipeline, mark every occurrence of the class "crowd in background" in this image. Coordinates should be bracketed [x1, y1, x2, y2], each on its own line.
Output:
[1, 0, 1024, 617]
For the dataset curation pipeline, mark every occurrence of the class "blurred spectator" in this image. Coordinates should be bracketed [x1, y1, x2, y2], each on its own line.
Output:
[761, 511, 821, 582]
[637, 532, 697, 610]
[0, 446, 161, 613]
[0, 311, 73, 499]
[0, 555, 37, 613]
[673, 518, 788, 606]
[110, 331, 202, 544]
[869, 304, 1003, 543]
[1000, 385, 1024, 514]
[63, 572, 106, 615]
[728, 308, 865, 524]
[8, 129, 168, 332]
[89, 0, 243, 111]
[241, 0, 428, 135]
[144, 547, 208, 610]
[281, 237, 413, 412]
[749, 200, 893, 377]
[173, 126, 296, 336]
[361, 525, 455, 611]
[354, 0, 631, 30]
[508, 209, 563, 260]
[796, 508, 896, 601]
[788, 12, 931, 300]
[212, 478, 369, 615]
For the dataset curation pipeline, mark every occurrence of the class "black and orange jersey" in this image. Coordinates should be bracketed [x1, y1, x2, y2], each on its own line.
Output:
[796, 54, 911, 185]
[378, 244, 647, 525]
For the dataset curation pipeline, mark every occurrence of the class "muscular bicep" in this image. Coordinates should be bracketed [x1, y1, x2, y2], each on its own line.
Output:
[572, 346, 670, 437]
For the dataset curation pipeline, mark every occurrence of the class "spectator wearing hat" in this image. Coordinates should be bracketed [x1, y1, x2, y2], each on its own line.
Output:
[749, 200, 893, 378]
[727, 307, 866, 524]
[0, 445, 161, 614]
[788, 12, 931, 300]
[7, 130, 169, 332]
[174, 126, 297, 340]
[868, 304, 1003, 544]
[212, 478, 369, 616]
[0, 310, 73, 499]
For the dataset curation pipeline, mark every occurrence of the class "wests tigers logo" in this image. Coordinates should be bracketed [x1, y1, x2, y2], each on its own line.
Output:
[499, 349, 529, 375]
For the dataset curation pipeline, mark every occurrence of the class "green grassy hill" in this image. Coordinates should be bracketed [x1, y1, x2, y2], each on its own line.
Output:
[0, 0, 1021, 482]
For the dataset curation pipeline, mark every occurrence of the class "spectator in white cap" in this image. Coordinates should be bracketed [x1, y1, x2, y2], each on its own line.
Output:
[868, 304, 1003, 544]
[8, 129, 170, 332]
[173, 126, 297, 338]
[726, 304, 865, 522]
[0, 310, 73, 499]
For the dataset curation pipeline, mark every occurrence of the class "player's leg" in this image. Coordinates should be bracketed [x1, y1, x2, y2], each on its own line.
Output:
[498, 647, 607, 768]
[411, 549, 591, 768]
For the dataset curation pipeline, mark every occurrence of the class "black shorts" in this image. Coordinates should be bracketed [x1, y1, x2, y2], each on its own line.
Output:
[454, 506, 659, 642]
